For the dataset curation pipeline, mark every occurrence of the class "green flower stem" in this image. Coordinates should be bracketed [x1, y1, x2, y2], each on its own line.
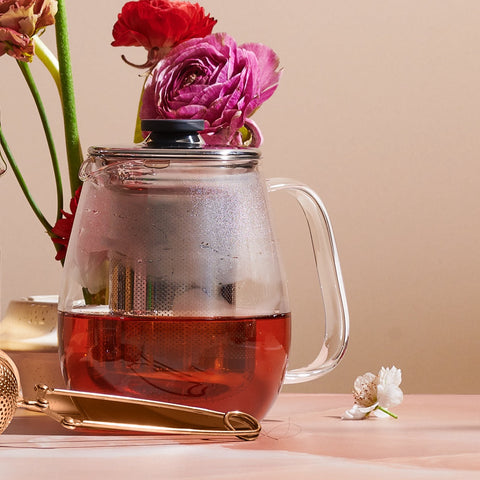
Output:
[0, 127, 53, 234]
[55, 0, 82, 196]
[376, 406, 398, 419]
[134, 101, 143, 143]
[33, 36, 61, 98]
[17, 60, 63, 220]
[134, 76, 148, 143]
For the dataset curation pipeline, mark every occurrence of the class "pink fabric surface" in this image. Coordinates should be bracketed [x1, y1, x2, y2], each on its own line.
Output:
[0, 394, 479, 479]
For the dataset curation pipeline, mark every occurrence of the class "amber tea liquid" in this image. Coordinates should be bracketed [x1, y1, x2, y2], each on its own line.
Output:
[58, 312, 291, 419]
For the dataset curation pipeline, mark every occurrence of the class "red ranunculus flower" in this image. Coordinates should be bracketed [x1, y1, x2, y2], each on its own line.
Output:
[112, 0, 216, 68]
[51, 186, 81, 262]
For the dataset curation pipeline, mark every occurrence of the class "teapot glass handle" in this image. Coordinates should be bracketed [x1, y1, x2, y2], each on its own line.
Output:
[267, 178, 349, 384]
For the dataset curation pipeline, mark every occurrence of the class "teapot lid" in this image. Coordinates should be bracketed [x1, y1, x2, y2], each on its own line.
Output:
[142, 119, 206, 148]
[86, 119, 261, 163]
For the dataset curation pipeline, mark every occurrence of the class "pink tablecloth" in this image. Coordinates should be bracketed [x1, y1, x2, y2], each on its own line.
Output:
[0, 394, 479, 479]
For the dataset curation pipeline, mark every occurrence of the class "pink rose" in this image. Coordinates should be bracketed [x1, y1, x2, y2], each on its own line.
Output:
[0, 0, 57, 61]
[140, 32, 281, 147]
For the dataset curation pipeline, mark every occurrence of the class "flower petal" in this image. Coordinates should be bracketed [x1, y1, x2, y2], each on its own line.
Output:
[0, 27, 33, 61]
[377, 384, 404, 409]
[352, 371, 378, 407]
[376, 366, 403, 409]
[51, 186, 82, 262]
[342, 403, 377, 420]
[378, 366, 402, 388]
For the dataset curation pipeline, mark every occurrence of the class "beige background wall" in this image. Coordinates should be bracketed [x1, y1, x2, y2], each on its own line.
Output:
[1, 1, 479, 393]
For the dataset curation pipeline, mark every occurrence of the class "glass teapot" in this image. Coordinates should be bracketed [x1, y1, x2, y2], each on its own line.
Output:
[58, 120, 349, 420]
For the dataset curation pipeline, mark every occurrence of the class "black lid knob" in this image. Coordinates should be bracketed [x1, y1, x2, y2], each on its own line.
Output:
[141, 119, 205, 148]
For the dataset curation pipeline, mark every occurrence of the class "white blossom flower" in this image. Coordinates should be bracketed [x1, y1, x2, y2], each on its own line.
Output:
[342, 366, 403, 420]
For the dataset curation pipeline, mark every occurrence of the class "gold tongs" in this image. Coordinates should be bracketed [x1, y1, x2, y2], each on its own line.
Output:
[0, 350, 260, 440]
[16, 384, 261, 441]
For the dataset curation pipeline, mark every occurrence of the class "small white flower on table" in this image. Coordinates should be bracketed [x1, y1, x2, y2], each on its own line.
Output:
[342, 366, 403, 420]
